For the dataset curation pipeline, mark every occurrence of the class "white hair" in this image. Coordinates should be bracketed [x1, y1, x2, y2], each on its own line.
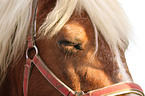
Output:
[0, 0, 32, 83]
[0, 0, 132, 83]
[39, 0, 132, 81]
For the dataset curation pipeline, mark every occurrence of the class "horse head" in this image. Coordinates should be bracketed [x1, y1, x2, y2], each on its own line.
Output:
[0, 0, 144, 96]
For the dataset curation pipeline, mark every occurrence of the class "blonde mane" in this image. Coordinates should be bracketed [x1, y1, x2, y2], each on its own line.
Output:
[0, 0, 132, 83]
[0, 0, 32, 83]
[39, 0, 132, 81]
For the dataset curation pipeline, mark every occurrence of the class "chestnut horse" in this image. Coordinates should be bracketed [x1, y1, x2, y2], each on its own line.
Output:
[0, 0, 144, 96]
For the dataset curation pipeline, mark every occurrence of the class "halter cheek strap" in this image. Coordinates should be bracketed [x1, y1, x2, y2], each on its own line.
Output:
[23, 47, 144, 96]
[23, 0, 144, 96]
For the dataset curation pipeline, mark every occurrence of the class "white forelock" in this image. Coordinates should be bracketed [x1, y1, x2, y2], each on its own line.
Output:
[0, 0, 132, 83]
[39, 0, 132, 81]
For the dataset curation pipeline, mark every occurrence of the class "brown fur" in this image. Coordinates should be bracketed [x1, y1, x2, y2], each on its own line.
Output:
[0, 0, 132, 96]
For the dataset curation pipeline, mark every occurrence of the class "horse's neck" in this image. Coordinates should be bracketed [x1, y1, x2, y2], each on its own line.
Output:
[0, 71, 14, 96]
[0, 56, 25, 96]
[0, 64, 22, 96]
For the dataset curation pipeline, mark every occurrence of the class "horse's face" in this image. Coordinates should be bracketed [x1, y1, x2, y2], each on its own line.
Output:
[35, 0, 131, 93]
[1, 0, 144, 96]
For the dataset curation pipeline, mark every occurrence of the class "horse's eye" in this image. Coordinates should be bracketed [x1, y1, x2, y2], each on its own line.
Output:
[58, 40, 83, 51]
[74, 44, 82, 50]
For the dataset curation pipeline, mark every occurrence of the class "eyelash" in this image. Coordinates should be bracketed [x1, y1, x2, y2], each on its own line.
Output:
[58, 40, 83, 55]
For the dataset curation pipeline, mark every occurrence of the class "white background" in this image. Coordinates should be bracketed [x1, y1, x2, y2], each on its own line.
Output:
[118, 0, 145, 92]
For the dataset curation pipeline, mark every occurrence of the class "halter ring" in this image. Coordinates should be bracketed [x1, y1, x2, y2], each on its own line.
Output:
[26, 45, 38, 59]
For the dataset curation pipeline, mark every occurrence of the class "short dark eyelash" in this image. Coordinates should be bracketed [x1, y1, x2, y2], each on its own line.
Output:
[58, 40, 74, 46]
[58, 40, 83, 50]
[74, 44, 83, 50]
[64, 49, 73, 56]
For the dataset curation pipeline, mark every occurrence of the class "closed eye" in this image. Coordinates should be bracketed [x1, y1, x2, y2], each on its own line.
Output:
[58, 40, 83, 51]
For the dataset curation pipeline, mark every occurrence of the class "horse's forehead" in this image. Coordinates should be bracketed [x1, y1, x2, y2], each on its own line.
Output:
[61, 23, 87, 37]
[57, 17, 95, 44]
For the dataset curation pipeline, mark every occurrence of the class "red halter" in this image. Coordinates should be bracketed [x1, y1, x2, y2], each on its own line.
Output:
[23, 0, 144, 96]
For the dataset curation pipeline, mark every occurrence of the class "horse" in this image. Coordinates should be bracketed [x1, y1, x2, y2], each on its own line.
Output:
[0, 0, 144, 96]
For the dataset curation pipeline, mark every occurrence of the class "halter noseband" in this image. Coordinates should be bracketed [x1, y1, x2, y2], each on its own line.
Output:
[23, 0, 144, 96]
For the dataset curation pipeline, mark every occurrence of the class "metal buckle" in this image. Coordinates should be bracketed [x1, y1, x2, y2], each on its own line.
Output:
[74, 91, 84, 96]
[26, 45, 38, 59]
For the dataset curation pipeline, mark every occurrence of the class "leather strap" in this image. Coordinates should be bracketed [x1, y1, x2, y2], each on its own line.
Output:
[23, 0, 144, 96]
[32, 55, 75, 96]
[23, 51, 144, 96]
[23, 0, 38, 95]
[85, 82, 144, 96]
[27, 0, 38, 49]
[23, 58, 32, 96]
